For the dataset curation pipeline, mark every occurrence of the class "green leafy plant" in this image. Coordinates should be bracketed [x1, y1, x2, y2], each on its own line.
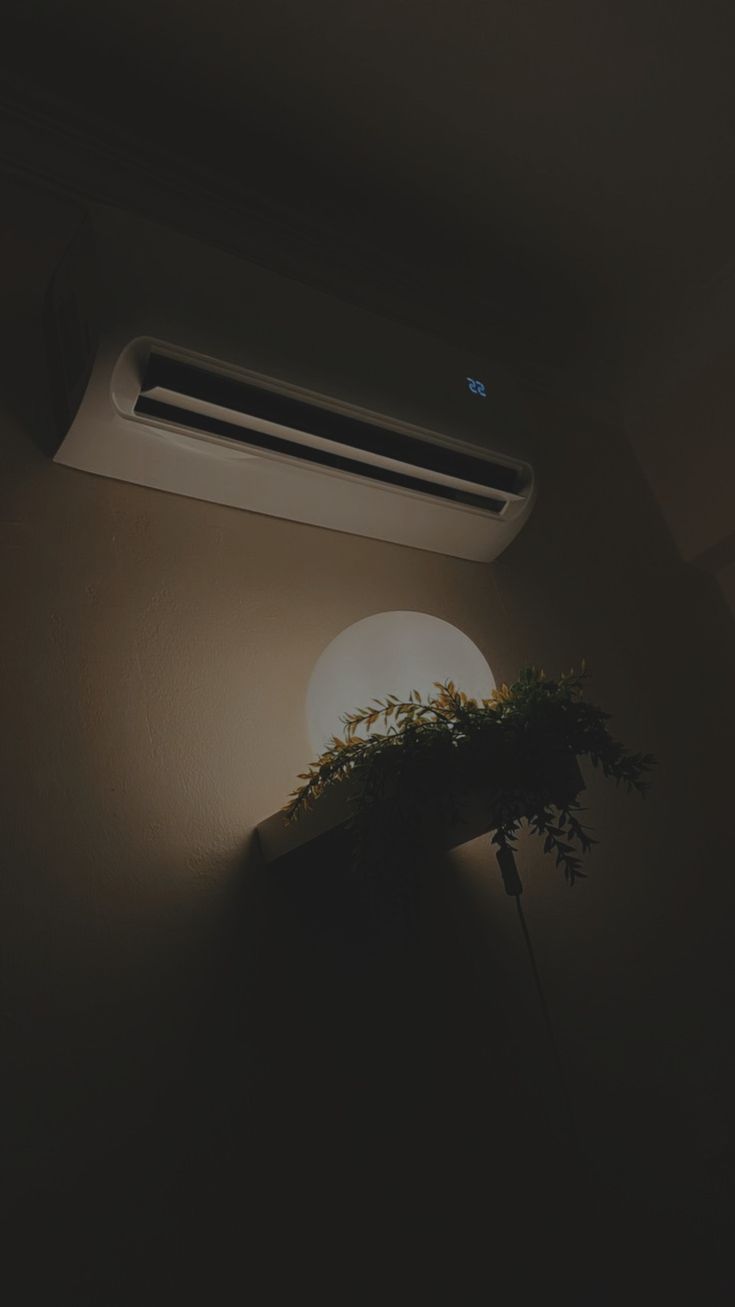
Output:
[285, 664, 655, 885]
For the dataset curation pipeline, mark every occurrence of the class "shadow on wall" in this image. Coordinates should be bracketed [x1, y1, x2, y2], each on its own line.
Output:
[0, 831, 551, 1291]
[6, 829, 628, 1304]
[0, 181, 84, 459]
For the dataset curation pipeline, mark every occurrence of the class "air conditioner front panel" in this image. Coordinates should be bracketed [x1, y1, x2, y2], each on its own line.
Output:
[56, 396, 519, 560]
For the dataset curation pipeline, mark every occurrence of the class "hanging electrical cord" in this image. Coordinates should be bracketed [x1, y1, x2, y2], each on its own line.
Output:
[496, 844, 579, 1150]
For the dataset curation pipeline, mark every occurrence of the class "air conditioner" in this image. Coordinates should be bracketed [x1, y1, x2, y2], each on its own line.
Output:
[46, 206, 536, 562]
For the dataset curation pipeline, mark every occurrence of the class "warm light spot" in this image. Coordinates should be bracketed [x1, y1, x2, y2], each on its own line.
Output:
[306, 610, 495, 753]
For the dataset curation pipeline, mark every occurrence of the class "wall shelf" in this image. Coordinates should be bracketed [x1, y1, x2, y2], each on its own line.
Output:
[257, 757, 585, 870]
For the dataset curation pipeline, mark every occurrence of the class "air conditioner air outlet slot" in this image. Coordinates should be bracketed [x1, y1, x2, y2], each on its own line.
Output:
[135, 393, 509, 516]
[136, 352, 527, 502]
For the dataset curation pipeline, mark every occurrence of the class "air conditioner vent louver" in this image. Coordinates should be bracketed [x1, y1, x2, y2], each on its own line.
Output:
[134, 354, 525, 517]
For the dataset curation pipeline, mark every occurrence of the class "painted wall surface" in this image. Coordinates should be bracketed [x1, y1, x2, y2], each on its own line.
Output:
[3, 178, 735, 1300]
[622, 278, 735, 616]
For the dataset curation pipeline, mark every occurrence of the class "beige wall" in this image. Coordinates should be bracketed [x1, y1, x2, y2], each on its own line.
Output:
[3, 177, 735, 1293]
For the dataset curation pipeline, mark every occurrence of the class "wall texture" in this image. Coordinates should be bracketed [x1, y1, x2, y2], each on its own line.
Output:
[3, 176, 734, 1301]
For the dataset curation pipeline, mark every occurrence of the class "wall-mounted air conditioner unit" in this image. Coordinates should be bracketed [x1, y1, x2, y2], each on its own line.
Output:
[46, 206, 536, 562]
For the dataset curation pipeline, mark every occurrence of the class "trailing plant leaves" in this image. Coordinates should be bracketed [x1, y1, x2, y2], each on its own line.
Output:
[284, 663, 655, 886]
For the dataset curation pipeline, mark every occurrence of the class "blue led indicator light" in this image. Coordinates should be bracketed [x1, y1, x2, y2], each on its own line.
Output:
[466, 376, 487, 397]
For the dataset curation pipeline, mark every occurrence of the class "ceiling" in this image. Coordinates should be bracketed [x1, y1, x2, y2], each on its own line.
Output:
[2, 1, 735, 376]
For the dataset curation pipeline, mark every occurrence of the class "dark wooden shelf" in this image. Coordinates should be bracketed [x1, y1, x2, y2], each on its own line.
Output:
[257, 757, 584, 868]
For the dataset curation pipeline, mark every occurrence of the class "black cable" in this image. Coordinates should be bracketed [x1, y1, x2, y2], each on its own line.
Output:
[513, 891, 578, 1150]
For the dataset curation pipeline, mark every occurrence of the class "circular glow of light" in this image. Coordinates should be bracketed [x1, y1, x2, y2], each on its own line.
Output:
[306, 610, 495, 754]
